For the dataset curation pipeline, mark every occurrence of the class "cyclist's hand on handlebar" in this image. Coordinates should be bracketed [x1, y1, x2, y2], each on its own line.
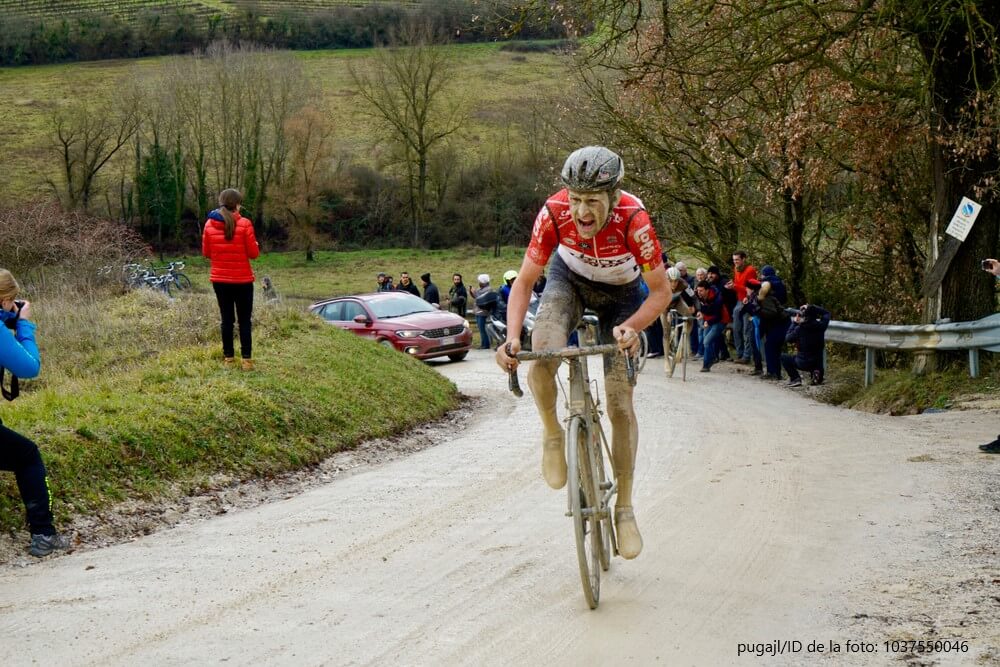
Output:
[613, 325, 641, 354]
[496, 339, 521, 372]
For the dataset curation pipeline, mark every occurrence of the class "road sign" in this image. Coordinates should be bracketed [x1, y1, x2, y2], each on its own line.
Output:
[944, 196, 982, 241]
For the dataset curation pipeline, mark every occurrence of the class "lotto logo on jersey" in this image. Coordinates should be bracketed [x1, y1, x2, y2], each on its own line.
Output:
[632, 223, 657, 260]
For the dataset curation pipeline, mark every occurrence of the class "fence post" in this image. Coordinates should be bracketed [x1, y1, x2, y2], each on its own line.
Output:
[969, 348, 980, 378]
[864, 347, 875, 387]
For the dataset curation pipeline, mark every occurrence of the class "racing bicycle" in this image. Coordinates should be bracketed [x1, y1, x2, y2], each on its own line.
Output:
[507, 318, 636, 609]
[664, 309, 698, 379]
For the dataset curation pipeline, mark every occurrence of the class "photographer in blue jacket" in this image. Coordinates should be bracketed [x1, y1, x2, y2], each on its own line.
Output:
[0, 269, 69, 557]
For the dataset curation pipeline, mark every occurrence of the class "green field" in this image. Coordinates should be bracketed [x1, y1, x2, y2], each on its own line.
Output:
[0, 42, 570, 204]
[0, 0, 420, 24]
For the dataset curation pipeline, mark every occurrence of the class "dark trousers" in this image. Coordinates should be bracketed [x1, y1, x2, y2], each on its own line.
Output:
[645, 316, 664, 355]
[213, 282, 254, 359]
[782, 353, 823, 382]
[476, 314, 490, 349]
[0, 421, 55, 536]
[762, 320, 789, 377]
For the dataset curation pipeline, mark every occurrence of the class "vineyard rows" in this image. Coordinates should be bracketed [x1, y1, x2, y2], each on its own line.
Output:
[0, 0, 420, 24]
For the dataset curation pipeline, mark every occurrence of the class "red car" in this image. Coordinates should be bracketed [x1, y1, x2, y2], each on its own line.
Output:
[310, 291, 472, 361]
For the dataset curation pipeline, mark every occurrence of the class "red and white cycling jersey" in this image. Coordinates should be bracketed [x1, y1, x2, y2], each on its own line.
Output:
[526, 189, 663, 285]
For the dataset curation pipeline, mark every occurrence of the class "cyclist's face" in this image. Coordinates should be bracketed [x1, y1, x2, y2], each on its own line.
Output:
[567, 190, 611, 239]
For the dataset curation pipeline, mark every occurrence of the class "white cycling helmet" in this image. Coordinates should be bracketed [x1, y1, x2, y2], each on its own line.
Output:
[666, 266, 681, 282]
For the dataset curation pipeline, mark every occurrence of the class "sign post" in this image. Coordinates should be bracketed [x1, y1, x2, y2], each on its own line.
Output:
[922, 197, 983, 298]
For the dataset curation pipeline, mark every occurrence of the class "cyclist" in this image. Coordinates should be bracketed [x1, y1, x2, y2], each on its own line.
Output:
[660, 266, 697, 370]
[496, 146, 671, 559]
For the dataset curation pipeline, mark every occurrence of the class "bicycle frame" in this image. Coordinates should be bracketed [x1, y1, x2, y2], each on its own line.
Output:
[506, 321, 636, 608]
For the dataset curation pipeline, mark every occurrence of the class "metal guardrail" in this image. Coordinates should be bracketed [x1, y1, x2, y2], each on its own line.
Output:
[819, 312, 1000, 386]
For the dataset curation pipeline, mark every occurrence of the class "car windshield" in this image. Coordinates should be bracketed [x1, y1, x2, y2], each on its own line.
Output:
[369, 294, 437, 319]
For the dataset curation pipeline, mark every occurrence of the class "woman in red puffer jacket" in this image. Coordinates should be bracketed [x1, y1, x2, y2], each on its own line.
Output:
[202, 188, 260, 370]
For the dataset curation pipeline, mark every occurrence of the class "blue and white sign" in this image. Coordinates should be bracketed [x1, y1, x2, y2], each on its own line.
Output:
[945, 196, 982, 242]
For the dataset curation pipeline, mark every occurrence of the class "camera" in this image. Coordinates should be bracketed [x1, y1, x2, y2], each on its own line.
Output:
[983, 259, 993, 271]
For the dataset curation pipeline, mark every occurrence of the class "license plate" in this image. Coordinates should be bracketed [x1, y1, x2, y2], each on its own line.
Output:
[441, 336, 456, 345]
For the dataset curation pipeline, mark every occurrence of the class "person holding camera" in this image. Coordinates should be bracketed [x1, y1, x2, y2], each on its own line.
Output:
[979, 259, 1000, 452]
[0, 270, 70, 557]
[203, 188, 260, 371]
[782, 304, 831, 387]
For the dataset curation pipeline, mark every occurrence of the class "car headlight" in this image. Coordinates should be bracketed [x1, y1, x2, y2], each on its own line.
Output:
[463, 320, 471, 330]
[397, 329, 423, 338]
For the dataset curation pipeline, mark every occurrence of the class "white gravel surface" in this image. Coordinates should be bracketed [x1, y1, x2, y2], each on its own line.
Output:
[1, 349, 998, 666]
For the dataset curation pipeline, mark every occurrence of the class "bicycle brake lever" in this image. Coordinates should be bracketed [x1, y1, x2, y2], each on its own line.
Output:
[508, 369, 523, 397]
[625, 349, 636, 386]
[505, 343, 524, 397]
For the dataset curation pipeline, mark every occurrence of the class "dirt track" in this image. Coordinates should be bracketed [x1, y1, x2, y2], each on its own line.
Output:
[1, 350, 999, 666]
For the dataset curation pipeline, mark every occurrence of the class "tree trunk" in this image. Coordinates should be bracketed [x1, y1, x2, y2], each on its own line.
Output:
[921, 5, 1000, 323]
[784, 186, 806, 305]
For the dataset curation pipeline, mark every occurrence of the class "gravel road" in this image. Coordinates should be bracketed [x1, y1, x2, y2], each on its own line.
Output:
[1, 349, 998, 666]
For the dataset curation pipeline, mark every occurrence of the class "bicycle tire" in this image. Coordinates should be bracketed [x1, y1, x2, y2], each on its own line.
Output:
[665, 324, 681, 377]
[635, 330, 648, 373]
[175, 273, 193, 290]
[568, 415, 602, 609]
[592, 422, 613, 572]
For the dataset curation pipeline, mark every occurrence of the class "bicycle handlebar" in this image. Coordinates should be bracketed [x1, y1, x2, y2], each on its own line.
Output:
[507, 342, 636, 397]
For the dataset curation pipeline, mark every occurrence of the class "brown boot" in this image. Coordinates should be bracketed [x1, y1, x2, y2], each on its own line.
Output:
[223, 357, 236, 368]
[541, 428, 566, 489]
[615, 506, 643, 559]
[241, 358, 254, 371]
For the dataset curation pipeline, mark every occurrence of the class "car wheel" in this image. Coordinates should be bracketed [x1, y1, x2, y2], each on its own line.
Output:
[448, 351, 468, 362]
[379, 339, 395, 350]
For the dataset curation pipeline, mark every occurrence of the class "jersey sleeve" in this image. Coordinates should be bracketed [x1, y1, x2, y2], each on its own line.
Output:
[625, 210, 664, 273]
[526, 205, 558, 267]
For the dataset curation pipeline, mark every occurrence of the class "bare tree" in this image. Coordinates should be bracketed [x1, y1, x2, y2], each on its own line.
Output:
[350, 25, 466, 247]
[48, 86, 140, 211]
[278, 105, 336, 261]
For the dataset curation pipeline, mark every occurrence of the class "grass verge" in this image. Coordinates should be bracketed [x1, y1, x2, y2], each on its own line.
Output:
[0, 288, 460, 535]
[815, 355, 1000, 415]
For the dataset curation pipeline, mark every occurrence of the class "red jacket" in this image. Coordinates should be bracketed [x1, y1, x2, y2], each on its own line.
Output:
[202, 210, 260, 283]
[732, 265, 757, 301]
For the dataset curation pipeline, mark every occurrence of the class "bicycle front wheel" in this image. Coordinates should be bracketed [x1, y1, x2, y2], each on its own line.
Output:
[175, 273, 193, 290]
[568, 415, 602, 609]
[665, 325, 681, 377]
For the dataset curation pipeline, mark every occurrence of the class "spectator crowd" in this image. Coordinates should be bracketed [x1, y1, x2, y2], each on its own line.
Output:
[371, 249, 831, 390]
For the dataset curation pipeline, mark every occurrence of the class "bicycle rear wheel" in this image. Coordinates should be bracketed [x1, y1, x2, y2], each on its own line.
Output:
[567, 415, 602, 609]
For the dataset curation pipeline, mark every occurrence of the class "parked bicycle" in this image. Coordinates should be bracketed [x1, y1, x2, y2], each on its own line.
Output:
[507, 316, 636, 609]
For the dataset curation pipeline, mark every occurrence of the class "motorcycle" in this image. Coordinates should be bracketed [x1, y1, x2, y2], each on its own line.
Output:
[483, 291, 540, 351]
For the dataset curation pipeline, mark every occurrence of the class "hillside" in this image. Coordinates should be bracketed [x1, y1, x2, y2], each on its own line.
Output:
[0, 42, 571, 205]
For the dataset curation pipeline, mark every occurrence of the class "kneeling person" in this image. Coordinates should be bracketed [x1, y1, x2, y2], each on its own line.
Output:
[496, 146, 671, 559]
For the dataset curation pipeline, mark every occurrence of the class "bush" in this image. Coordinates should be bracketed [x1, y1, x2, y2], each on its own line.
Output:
[0, 204, 150, 288]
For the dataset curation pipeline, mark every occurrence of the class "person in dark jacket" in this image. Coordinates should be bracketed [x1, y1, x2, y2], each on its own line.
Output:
[782, 304, 831, 387]
[420, 273, 440, 306]
[202, 188, 260, 371]
[696, 280, 728, 372]
[396, 272, 420, 296]
[757, 265, 790, 380]
[706, 264, 734, 361]
[376, 272, 393, 292]
[448, 273, 468, 317]
[0, 270, 70, 557]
